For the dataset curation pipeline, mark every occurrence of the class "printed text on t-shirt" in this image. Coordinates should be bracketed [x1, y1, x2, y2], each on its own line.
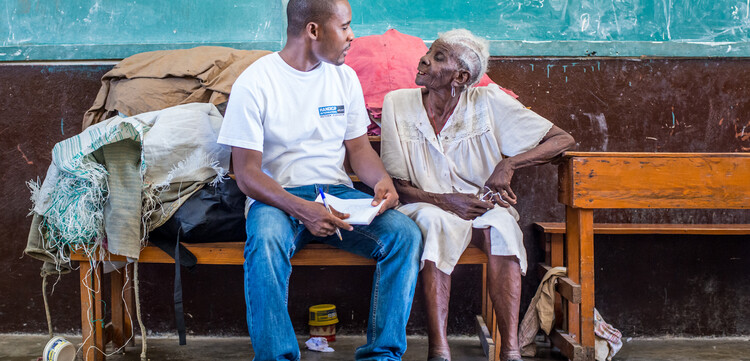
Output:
[318, 105, 345, 117]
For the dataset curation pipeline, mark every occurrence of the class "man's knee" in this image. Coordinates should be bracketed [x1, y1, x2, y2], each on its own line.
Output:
[245, 206, 295, 259]
[382, 209, 423, 258]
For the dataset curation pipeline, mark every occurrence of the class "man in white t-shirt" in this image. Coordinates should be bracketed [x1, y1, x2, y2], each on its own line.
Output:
[217, 0, 422, 360]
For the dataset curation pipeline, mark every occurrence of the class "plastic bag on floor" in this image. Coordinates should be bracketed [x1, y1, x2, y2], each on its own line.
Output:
[305, 337, 334, 352]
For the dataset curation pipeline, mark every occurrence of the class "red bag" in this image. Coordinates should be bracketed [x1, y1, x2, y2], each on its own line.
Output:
[345, 29, 515, 125]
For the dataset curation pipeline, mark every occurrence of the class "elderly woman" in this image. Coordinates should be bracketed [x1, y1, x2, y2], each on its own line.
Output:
[380, 29, 575, 361]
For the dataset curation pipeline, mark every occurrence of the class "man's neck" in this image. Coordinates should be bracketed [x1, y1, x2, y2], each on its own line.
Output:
[278, 37, 322, 72]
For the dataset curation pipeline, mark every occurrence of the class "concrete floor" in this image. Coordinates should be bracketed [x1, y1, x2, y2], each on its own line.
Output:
[2, 334, 750, 361]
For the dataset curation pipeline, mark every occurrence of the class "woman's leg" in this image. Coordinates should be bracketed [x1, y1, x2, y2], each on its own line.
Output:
[395, 201, 473, 361]
[422, 260, 452, 360]
[474, 228, 523, 361]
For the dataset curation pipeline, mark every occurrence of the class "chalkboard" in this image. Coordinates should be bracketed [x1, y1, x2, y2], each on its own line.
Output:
[2, 0, 749, 61]
[1, 0, 286, 61]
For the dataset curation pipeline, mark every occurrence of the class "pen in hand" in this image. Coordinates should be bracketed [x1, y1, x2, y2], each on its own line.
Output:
[318, 188, 343, 241]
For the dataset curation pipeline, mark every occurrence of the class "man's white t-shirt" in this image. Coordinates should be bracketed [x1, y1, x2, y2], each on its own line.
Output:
[218, 52, 369, 188]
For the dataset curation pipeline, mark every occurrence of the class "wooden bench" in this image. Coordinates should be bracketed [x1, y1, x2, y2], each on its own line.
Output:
[538, 152, 750, 361]
[69, 134, 513, 361]
[535, 221, 750, 360]
[71, 243, 497, 361]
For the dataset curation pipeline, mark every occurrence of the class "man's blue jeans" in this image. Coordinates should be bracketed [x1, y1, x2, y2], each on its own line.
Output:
[243, 184, 423, 361]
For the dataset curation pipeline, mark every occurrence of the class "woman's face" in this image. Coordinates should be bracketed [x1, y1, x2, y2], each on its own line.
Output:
[415, 40, 462, 89]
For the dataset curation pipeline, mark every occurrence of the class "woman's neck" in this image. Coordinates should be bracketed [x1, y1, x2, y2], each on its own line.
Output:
[422, 87, 460, 134]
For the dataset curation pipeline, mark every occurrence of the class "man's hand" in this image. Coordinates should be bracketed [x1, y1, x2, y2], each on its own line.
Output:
[371, 177, 400, 214]
[296, 201, 353, 238]
[484, 158, 518, 208]
[438, 193, 495, 220]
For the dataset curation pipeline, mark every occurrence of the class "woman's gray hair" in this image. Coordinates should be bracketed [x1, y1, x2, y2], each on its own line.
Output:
[437, 29, 490, 87]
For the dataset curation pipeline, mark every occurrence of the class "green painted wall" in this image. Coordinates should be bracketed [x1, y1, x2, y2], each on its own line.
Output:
[2, 0, 750, 60]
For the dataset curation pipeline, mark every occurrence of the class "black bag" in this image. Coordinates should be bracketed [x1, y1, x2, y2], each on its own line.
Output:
[148, 178, 247, 268]
[147, 178, 246, 345]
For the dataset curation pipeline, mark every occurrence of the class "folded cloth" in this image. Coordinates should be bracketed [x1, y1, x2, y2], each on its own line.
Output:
[82, 47, 271, 129]
[28, 103, 229, 264]
[518, 266, 568, 357]
[24, 213, 71, 275]
[594, 308, 623, 361]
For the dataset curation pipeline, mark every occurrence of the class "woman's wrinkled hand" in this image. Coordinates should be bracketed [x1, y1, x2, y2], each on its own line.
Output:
[484, 158, 518, 208]
[438, 193, 495, 220]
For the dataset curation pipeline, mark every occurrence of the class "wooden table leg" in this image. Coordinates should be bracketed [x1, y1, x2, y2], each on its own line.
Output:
[476, 263, 497, 361]
[494, 322, 501, 361]
[482, 263, 488, 322]
[111, 266, 125, 349]
[566, 206, 595, 359]
[80, 260, 105, 361]
[564, 206, 581, 343]
[111, 263, 136, 348]
[550, 233, 565, 329]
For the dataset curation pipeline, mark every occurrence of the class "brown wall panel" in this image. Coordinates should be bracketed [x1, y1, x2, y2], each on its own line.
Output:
[1, 58, 748, 337]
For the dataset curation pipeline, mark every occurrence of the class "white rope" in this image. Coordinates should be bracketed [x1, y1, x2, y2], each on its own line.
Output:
[134, 261, 148, 361]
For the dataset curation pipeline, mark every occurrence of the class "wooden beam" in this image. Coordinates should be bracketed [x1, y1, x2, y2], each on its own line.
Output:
[482, 263, 488, 322]
[535, 222, 750, 235]
[79, 262, 94, 361]
[493, 321, 501, 361]
[568, 208, 596, 350]
[103, 323, 114, 347]
[549, 329, 585, 361]
[110, 268, 125, 348]
[538, 263, 582, 304]
[92, 265, 105, 360]
[562, 153, 750, 209]
[80, 261, 104, 361]
[550, 233, 564, 267]
[557, 159, 574, 206]
[548, 233, 565, 330]
[564, 206, 581, 342]
[71, 244, 488, 266]
[475, 315, 496, 361]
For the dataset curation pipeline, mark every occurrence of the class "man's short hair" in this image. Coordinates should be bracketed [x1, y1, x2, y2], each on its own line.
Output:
[286, 0, 340, 35]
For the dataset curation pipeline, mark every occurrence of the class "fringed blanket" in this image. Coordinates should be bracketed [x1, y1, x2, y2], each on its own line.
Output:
[26, 103, 230, 273]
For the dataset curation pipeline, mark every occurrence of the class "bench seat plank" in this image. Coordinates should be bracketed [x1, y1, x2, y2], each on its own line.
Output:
[71, 243, 487, 266]
[535, 222, 750, 235]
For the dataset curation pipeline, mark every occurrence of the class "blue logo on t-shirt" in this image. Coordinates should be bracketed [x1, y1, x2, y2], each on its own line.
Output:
[319, 105, 345, 117]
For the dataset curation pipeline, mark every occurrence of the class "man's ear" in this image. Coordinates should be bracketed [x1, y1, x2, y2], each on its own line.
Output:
[452, 69, 471, 89]
[305, 22, 320, 40]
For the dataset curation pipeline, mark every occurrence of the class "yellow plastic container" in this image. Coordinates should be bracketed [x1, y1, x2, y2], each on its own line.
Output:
[309, 304, 338, 326]
[309, 304, 339, 342]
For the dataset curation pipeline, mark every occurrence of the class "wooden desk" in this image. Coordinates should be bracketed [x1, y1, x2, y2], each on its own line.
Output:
[556, 152, 750, 360]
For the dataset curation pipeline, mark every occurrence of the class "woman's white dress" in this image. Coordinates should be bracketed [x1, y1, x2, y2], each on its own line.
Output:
[380, 84, 553, 275]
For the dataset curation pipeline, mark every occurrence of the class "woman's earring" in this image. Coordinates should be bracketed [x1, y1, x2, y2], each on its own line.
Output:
[451, 86, 456, 98]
